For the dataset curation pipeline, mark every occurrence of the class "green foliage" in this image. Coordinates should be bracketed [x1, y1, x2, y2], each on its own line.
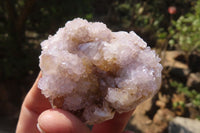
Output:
[169, 0, 200, 54]
[172, 101, 185, 110]
[104, 0, 194, 47]
[110, 0, 167, 30]
[196, 115, 200, 120]
[170, 81, 200, 108]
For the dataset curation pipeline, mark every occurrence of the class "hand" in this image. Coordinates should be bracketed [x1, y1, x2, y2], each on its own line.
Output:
[16, 72, 134, 133]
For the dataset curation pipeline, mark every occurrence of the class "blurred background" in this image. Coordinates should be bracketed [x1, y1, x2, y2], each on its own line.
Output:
[0, 0, 200, 132]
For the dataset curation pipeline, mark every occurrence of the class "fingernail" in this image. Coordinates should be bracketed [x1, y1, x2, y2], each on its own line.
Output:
[37, 123, 46, 133]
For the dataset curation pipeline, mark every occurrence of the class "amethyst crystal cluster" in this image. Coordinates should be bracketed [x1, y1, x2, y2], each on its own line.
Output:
[38, 18, 162, 124]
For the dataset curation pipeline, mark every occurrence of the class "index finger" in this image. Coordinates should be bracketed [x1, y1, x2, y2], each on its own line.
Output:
[23, 72, 51, 114]
[16, 72, 51, 133]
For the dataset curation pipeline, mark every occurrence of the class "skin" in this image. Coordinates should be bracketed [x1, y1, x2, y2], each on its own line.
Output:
[16, 72, 134, 133]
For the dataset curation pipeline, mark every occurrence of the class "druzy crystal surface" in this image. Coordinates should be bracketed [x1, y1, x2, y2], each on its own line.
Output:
[38, 18, 163, 124]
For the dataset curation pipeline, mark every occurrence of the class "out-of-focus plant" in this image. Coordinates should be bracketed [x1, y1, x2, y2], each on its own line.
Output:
[169, 0, 200, 55]
[171, 93, 186, 116]
[103, 0, 194, 48]
[170, 81, 200, 109]
[172, 100, 185, 110]
[105, 0, 169, 46]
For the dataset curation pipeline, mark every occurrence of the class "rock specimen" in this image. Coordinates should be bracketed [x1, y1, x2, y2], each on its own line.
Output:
[169, 117, 200, 133]
[38, 18, 163, 124]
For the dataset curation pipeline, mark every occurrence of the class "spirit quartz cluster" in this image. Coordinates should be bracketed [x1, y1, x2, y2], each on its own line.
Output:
[38, 18, 162, 124]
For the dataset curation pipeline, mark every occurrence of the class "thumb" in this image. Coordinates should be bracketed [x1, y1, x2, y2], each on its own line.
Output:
[37, 109, 90, 133]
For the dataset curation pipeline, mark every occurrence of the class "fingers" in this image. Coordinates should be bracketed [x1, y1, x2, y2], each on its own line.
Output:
[92, 110, 134, 133]
[16, 71, 134, 133]
[37, 109, 134, 133]
[23, 72, 51, 114]
[16, 71, 90, 133]
[16, 72, 51, 133]
[37, 109, 91, 133]
[16, 105, 41, 133]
